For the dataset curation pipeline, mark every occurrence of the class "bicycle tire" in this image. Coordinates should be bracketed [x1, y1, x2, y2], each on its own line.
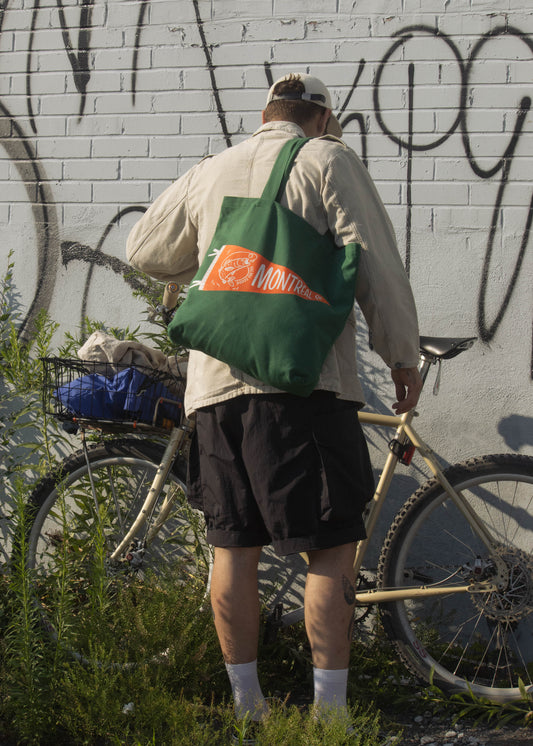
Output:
[24, 437, 211, 665]
[377, 453, 533, 703]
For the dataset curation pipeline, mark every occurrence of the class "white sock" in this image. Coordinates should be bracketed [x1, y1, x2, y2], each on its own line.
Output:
[313, 667, 349, 718]
[225, 660, 268, 721]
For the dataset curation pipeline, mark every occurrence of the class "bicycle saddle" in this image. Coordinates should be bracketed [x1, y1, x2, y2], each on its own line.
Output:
[419, 335, 477, 360]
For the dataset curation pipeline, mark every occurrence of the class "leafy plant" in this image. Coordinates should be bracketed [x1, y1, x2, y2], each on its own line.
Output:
[0, 261, 530, 744]
[420, 676, 533, 728]
[0, 254, 66, 489]
[3, 482, 56, 742]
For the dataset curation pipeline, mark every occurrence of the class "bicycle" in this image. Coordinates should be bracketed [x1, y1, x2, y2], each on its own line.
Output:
[22, 320, 533, 705]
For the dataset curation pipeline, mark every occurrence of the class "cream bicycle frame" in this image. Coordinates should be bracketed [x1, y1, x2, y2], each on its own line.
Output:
[108, 354, 502, 604]
[108, 423, 191, 562]
[352, 407, 502, 606]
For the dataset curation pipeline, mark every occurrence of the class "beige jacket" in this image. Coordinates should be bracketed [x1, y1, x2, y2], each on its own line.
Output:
[127, 121, 419, 415]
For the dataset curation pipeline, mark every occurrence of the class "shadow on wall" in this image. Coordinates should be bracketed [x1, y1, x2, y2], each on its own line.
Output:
[498, 415, 533, 452]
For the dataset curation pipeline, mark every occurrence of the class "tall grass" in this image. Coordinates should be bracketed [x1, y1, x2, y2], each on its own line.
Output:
[0, 262, 530, 744]
[0, 262, 400, 745]
[0, 256, 64, 742]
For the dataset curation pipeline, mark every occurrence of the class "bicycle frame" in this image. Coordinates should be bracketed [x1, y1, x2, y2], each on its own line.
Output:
[107, 422, 192, 562]
[33, 337, 533, 701]
[352, 407, 501, 606]
[106, 353, 502, 604]
[352, 352, 503, 606]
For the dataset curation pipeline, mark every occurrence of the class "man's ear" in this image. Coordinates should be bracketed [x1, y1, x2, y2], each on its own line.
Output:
[261, 110, 267, 124]
[320, 108, 332, 135]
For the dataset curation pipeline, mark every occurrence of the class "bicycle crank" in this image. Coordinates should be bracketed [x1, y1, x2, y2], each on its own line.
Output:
[353, 572, 376, 624]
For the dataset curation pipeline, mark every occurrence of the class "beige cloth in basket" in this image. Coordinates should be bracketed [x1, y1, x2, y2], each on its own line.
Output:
[77, 331, 186, 385]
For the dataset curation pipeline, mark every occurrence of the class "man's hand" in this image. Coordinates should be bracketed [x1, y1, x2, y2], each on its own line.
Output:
[391, 367, 423, 414]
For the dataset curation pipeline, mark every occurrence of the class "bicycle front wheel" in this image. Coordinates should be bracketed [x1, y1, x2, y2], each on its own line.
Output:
[378, 453, 533, 703]
[25, 437, 211, 665]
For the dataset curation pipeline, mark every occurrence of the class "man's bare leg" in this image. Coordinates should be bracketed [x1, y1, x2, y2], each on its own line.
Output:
[305, 542, 357, 716]
[210, 545, 268, 720]
[210, 546, 263, 663]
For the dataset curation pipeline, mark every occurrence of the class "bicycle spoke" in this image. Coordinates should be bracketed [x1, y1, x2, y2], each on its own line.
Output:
[26, 440, 210, 666]
[107, 464, 127, 534]
[440, 607, 486, 675]
[378, 455, 533, 702]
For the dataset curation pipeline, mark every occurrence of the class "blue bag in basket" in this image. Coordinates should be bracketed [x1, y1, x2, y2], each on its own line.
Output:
[55, 367, 180, 424]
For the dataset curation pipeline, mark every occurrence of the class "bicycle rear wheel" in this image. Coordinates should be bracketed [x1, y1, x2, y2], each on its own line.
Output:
[378, 454, 533, 703]
[25, 437, 211, 665]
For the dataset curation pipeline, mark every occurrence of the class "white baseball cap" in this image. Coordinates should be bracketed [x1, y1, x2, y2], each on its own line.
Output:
[266, 73, 343, 138]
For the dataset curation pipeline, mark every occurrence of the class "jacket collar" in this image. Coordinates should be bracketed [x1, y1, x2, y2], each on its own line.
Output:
[252, 121, 307, 138]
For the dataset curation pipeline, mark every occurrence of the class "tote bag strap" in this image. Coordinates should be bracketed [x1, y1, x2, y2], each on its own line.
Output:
[261, 137, 310, 204]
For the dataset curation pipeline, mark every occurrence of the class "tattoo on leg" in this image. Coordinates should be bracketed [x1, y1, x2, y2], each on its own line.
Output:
[342, 574, 355, 605]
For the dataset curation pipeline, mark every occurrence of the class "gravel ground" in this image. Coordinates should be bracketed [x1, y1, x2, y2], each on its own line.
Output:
[384, 711, 533, 745]
[1, 715, 532, 745]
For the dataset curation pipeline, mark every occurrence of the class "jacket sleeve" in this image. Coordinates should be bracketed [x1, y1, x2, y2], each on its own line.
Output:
[126, 168, 199, 285]
[323, 147, 420, 370]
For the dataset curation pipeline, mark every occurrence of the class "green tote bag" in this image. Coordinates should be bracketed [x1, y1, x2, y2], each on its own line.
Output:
[167, 138, 360, 397]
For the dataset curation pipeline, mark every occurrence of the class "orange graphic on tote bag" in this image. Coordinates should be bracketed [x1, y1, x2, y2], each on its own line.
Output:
[196, 245, 329, 305]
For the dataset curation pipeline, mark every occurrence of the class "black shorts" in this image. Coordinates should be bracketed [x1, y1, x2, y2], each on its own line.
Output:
[187, 391, 374, 555]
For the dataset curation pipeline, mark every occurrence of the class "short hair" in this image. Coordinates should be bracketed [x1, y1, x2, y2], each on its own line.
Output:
[264, 74, 324, 127]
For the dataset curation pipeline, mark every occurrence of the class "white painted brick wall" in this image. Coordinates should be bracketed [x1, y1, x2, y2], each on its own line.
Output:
[0, 0, 532, 500]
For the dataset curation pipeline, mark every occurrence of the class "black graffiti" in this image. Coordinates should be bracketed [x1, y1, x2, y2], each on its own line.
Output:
[338, 59, 368, 167]
[62, 230, 149, 299]
[61, 241, 138, 283]
[26, 0, 39, 133]
[26, 0, 94, 132]
[464, 28, 533, 345]
[192, 0, 234, 148]
[1, 3, 532, 376]
[56, 0, 94, 118]
[79, 206, 148, 327]
[24, 0, 147, 132]
[374, 27, 465, 275]
[27, 0, 92, 130]
[132, 0, 149, 105]
[0, 1, 7, 35]
[0, 99, 59, 340]
[478, 133, 533, 344]
[59, 207, 153, 330]
[371, 24, 532, 370]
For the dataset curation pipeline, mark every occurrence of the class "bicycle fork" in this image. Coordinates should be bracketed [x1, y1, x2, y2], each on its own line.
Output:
[116, 424, 189, 563]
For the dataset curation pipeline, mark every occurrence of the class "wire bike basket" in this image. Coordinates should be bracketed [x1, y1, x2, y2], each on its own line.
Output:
[41, 357, 185, 433]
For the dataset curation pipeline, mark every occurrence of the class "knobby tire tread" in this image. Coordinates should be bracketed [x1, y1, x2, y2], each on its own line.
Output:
[377, 453, 533, 702]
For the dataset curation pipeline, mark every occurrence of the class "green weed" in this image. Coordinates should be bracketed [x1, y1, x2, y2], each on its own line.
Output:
[420, 676, 533, 728]
[0, 264, 530, 744]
